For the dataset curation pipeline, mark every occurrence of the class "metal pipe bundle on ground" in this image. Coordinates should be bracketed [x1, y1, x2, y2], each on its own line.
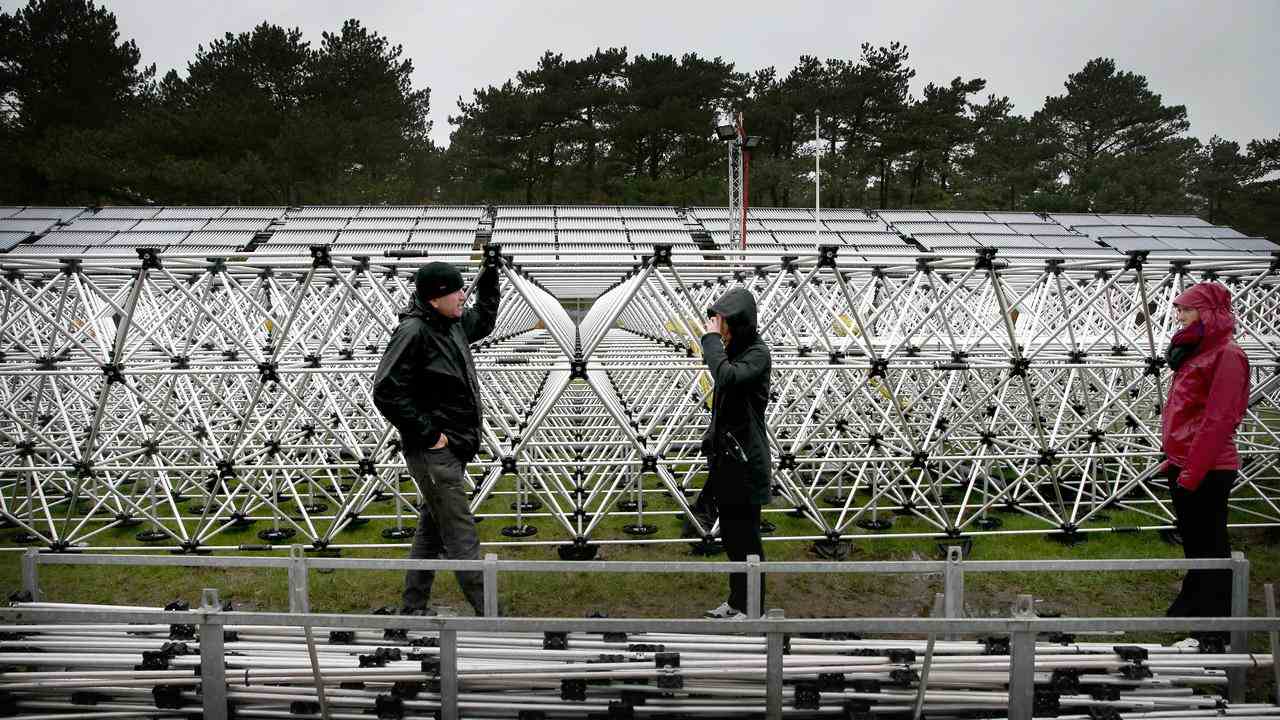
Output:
[1, 601, 1275, 719]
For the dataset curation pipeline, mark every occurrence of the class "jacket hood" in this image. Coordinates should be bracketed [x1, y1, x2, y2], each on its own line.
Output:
[1172, 283, 1235, 346]
[710, 287, 759, 353]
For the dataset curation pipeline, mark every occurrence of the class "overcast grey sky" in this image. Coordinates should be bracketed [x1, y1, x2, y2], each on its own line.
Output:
[37, 0, 1280, 147]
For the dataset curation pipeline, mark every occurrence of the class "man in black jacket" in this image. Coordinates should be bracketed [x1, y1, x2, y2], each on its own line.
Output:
[700, 287, 772, 619]
[373, 261, 500, 615]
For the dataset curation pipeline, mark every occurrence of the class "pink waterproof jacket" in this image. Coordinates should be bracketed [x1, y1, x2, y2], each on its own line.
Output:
[1160, 283, 1250, 491]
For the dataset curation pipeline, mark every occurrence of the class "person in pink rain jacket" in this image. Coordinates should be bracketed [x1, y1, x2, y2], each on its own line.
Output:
[1161, 282, 1250, 637]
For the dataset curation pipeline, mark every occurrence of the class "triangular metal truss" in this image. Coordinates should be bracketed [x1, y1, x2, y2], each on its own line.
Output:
[1, 242, 1278, 553]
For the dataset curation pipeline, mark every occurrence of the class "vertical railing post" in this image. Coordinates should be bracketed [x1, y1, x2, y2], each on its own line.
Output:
[746, 555, 761, 619]
[1228, 551, 1250, 703]
[288, 545, 310, 614]
[1007, 594, 1036, 720]
[198, 588, 227, 720]
[1265, 583, 1279, 707]
[440, 625, 459, 720]
[765, 608, 785, 719]
[21, 548, 41, 602]
[943, 545, 964, 640]
[483, 554, 498, 617]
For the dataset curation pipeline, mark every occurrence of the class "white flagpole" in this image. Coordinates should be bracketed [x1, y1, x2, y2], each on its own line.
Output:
[815, 109, 821, 242]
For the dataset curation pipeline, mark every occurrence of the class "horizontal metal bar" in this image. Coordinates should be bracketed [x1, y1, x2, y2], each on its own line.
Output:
[31, 552, 1239, 574]
[2, 606, 1277, 634]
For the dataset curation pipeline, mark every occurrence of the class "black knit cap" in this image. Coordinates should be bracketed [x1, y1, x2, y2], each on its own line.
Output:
[415, 262, 464, 300]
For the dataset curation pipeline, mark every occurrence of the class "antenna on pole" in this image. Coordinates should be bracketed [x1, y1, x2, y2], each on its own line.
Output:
[718, 112, 760, 267]
[725, 114, 745, 252]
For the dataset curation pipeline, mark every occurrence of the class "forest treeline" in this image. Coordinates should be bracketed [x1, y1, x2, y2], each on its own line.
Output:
[2, 0, 1277, 239]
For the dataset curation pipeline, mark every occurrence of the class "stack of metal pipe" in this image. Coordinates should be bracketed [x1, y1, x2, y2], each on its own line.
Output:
[0, 602, 1275, 719]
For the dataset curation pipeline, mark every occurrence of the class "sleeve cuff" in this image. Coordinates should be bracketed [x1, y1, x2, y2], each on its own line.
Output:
[424, 429, 442, 448]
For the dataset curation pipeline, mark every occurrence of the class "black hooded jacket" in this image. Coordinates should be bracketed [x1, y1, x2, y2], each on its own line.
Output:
[372, 267, 500, 462]
[700, 287, 773, 505]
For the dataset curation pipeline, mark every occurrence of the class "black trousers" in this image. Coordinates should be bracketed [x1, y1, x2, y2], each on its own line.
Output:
[717, 502, 765, 613]
[402, 447, 485, 614]
[1166, 465, 1234, 622]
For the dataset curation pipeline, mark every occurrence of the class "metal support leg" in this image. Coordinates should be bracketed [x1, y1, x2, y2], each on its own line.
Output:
[440, 628, 459, 720]
[746, 554, 761, 619]
[199, 588, 227, 720]
[483, 553, 499, 617]
[1228, 550, 1250, 703]
[943, 545, 964, 641]
[302, 623, 332, 720]
[913, 593, 944, 720]
[288, 545, 310, 614]
[1007, 594, 1036, 720]
[766, 607, 785, 719]
[21, 548, 40, 602]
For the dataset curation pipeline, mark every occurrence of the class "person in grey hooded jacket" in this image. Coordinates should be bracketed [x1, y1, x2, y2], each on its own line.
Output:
[700, 287, 772, 619]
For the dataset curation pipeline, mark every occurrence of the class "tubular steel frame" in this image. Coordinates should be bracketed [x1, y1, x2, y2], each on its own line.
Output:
[1, 244, 1278, 554]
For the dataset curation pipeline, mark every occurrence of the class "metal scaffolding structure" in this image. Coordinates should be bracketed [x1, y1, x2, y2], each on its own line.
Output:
[0, 204, 1277, 553]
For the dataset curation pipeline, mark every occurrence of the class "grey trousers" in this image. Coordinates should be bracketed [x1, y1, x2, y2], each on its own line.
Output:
[401, 447, 485, 614]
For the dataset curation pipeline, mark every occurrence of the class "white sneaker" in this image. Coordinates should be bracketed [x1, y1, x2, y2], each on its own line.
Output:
[1171, 637, 1199, 650]
[704, 601, 744, 619]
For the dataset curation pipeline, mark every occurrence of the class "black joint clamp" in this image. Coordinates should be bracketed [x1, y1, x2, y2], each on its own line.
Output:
[654, 651, 680, 668]
[136, 247, 163, 270]
[560, 678, 587, 701]
[794, 679, 821, 709]
[101, 363, 125, 384]
[483, 243, 504, 269]
[1009, 357, 1032, 377]
[1144, 355, 1165, 376]
[72, 458, 95, 479]
[257, 361, 279, 383]
[974, 247, 997, 270]
[309, 245, 332, 267]
[1123, 250, 1148, 270]
[869, 358, 889, 378]
[777, 452, 797, 471]
[817, 244, 839, 268]
[640, 454, 659, 473]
